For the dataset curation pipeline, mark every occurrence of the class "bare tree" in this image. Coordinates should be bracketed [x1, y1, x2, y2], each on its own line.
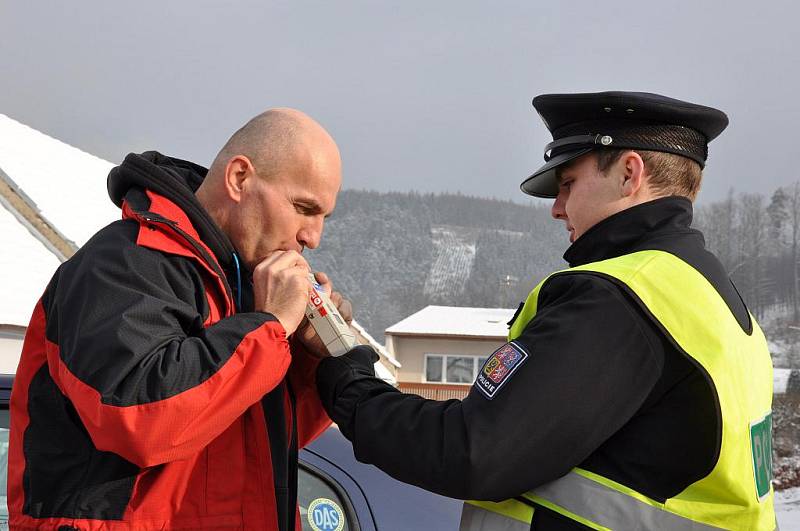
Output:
[697, 188, 737, 272]
[735, 193, 767, 317]
[788, 183, 800, 323]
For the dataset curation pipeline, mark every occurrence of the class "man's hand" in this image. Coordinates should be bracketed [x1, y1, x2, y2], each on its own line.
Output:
[296, 271, 353, 357]
[252, 250, 310, 335]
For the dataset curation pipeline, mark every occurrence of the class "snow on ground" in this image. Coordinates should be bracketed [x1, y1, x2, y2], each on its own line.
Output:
[424, 226, 477, 299]
[777, 487, 800, 528]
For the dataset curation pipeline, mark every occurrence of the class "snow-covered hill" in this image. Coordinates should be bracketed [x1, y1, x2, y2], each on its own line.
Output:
[424, 226, 478, 300]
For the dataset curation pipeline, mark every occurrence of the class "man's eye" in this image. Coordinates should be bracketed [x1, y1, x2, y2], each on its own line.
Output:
[560, 181, 571, 189]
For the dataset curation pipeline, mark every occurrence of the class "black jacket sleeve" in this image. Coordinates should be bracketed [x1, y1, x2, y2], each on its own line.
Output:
[316, 273, 665, 500]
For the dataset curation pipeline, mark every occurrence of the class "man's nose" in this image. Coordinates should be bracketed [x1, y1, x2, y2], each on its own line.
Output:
[298, 219, 324, 250]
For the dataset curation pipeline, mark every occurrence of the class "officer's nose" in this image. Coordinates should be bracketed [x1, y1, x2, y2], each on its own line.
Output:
[551, 193, 566, 220]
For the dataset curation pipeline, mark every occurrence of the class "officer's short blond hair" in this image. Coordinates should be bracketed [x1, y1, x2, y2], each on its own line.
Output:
[596, 149, 703, 202]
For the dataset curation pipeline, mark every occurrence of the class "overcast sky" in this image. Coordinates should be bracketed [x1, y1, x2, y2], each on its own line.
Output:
[2, 0, 798, 206]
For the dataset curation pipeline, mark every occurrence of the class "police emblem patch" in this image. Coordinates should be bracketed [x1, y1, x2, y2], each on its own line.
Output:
[475, 341, 529, 399]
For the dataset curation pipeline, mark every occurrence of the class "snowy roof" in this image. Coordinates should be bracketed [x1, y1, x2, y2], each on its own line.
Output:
[0, 204, 61, 326]
[0, 113, 120, 328]
[373, 360, 396, 384]
[385, 305, 515, 338]
[0, 113, 119, 247]
[351, 319, 400, 367]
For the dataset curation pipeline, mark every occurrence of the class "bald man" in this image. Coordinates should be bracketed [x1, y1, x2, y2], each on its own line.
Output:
[9, 109, 346, 530]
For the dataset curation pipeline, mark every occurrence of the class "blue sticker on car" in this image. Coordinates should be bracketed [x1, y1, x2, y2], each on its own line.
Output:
[474, 341, 529, 399]
[307, 497, 345, 531]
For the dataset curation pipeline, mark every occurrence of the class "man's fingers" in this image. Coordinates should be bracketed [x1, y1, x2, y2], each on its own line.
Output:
[255, 250, 309, 273]
[313, 271, 329, 286]
[282, 264, 314, 289]
[313, 271, 333, 294]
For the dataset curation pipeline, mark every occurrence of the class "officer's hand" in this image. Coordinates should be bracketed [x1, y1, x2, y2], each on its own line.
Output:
[316, 345, 380, 414]
[252, 250, 310, 336]
[339, 344, 379, 369]
[296, 272, 353, 357]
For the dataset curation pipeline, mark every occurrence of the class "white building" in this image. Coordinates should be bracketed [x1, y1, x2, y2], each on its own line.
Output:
[385, 305, 515, 399]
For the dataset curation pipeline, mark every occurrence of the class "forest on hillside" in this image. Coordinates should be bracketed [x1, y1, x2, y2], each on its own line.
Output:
[307, 187, 800, 488]
[694, 185, 800, 368]
[306, 190, 565, 342]
[309, 186, 800, 371]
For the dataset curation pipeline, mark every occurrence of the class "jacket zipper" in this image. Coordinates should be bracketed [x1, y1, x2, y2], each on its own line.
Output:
[139, 214, 236, 310]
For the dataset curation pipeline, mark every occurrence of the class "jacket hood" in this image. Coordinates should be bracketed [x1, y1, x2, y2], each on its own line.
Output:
[107, 151, 236, 270]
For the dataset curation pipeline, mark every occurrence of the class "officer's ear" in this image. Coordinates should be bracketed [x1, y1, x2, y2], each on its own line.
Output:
[619, 151, 646, 198]
[223, 155, 257, 203]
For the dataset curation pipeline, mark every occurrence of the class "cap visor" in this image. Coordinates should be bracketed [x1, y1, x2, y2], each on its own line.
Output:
[520, 148, 593, 198]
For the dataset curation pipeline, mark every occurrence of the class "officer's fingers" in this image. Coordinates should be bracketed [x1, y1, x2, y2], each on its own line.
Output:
[336, 296, 353, 324]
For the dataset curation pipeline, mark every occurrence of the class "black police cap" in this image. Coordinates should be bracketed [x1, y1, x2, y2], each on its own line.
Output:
[520, 91, 729, 198]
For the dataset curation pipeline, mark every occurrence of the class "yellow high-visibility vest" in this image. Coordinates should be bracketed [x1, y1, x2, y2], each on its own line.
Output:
[462, 250, 776, 531]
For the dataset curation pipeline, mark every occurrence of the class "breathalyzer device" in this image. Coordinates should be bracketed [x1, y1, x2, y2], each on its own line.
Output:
[304, 273, 358, 356]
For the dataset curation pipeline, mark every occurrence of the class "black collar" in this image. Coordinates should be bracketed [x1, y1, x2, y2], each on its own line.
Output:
[563, 196, 698, 267]
[109, 151, 238, 272]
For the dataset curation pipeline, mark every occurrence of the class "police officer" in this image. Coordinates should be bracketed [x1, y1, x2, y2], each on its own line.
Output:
[315, 92, 777, 530]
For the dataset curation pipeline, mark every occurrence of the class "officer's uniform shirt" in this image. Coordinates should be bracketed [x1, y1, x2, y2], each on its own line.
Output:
[318, 196, 749, 530]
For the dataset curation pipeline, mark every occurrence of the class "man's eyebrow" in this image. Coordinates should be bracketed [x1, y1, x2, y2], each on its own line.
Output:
[295, 198, 332, 218]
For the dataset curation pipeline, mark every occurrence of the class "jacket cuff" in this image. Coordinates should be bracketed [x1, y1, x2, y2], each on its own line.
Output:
[316, 346, 384, 437]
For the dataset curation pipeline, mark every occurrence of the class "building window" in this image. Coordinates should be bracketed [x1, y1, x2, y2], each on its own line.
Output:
[446, 356, 474, 383]
[425, 354, 487, 384]
[425, 355, 443, 382]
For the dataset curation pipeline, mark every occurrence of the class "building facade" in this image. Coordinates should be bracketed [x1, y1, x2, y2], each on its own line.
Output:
[385, 306, 515, 399]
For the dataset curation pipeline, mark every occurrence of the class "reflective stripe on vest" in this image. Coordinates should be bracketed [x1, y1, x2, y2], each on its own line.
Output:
[461, 501, 532, 531]
[523, 469, 724, 530]
[460, 250, 776, 531]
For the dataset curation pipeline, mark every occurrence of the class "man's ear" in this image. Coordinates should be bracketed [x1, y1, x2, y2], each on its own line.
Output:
[619, 151, 646, 198]
[223, 155, 255, 203]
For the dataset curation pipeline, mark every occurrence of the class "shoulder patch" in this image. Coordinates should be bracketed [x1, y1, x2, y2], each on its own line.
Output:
[474, 341, 530, 399]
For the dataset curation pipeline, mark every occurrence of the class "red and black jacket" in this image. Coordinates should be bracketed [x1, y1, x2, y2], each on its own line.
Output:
[9, 151, 331, 530]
